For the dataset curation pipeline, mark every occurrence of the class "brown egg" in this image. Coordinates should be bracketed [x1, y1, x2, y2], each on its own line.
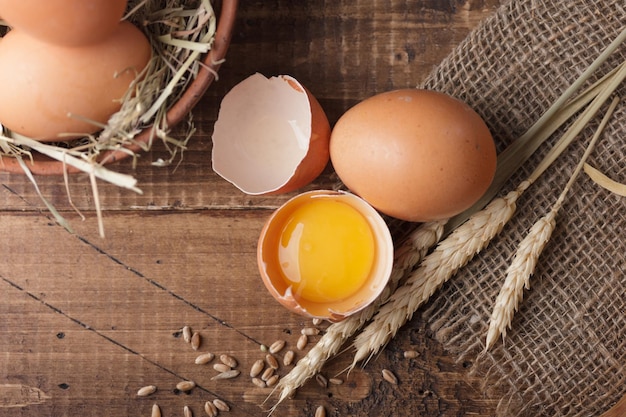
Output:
[0, 21, 151, 141]
[0, 0, 128, 46]
[330, 89, 497, 222]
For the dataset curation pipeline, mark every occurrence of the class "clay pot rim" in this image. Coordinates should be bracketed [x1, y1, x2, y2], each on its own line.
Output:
[0, 0, 238, 176]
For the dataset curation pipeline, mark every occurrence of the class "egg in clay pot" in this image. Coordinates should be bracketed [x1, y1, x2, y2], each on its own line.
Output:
[329, 89, 497, 222]
[0, 21, 152, 141]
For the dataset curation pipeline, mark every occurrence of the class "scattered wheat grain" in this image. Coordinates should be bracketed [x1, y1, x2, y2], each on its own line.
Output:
[269, 340, 286, 354]
[266, 353, 279, 370]
[252, 377, 266, 388]
[382, 369, 398, 385]
[266, 375, 279, 387]
[151, 403, 161, 417]
[195, 352, 215, 365]
[211, 369, 240, 381]
[296, 334, 308, 351]
[403, 350, 419, 359]
[220, 354, 238, 368]
[283, 350, 295, 366]
[261, 367, 275, 382]
[213, 399, 229, 412]
[183, 405, 193, 417]
[182, 326, 192, 343]
[191, 332, 201, 351]
[301, 327, 320, 336]
[260, 344, 269, 353]
[329, 378, 343, 385]
[176, 380, 196, 392]
[137, 385, 157, 397]
[213, 363, 231, 373]
[312, 318, 323, 326]
[315, 405, 326, 417]
[204, 401, 218, 417]
[250, 359, 264, 378]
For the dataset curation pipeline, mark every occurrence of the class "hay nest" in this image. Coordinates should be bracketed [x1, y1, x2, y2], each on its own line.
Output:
[0, 0, 234, 181]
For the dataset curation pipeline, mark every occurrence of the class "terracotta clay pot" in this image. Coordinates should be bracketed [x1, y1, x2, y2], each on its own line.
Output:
[0, 0, 238, 175]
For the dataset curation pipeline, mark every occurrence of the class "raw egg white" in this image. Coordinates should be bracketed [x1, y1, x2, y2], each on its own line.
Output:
[330, 89, 497, 222]
[212, 73, 331, 195]
[0, 0, 128, 46]
[0, 21, 151, 141]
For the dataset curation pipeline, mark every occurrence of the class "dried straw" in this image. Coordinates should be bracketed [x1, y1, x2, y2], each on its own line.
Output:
[0, 0, 218, 236]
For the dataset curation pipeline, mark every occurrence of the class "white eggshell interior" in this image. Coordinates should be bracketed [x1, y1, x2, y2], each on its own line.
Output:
[211, 73, 312, 194]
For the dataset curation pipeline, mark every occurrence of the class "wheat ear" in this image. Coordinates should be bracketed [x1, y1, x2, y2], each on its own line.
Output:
[351, 185, 524, 366]
[485, 96, 619, 350]
[269, 220, 445, 410]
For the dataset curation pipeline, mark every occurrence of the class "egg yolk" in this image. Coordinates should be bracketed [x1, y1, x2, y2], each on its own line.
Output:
[277, 199, 376, 303]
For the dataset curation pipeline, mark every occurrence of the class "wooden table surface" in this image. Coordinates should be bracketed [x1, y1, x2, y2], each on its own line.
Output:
[5, 1, 612, 416]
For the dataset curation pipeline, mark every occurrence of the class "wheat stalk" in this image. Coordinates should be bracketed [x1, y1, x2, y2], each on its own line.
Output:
[350, 81, 622, 366]
[485, 95, 619, 350]
[351, 186, 522, 365]
[269, 220, 445, 410]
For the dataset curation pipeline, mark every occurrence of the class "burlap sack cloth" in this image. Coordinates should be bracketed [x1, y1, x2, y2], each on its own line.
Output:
[398, 0, 625, 416]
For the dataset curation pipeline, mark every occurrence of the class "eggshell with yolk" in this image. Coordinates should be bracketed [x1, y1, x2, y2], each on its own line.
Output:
[329, 89, 497, 222]
[0, 21, 152, 141]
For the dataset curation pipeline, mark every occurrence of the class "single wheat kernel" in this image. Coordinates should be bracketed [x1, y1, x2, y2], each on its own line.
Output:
[301, 327, 320, 336]
[266, 374, 279, 387]
[151, 403, 161, 417]
[250, 359, 264, 378]
[329, 378, 343, 385]
[191, 332, 201, 351]
[266, 354, 279, 370]
[204, 401, 218, 417]
[137, 385, 157, 397]
[213, 363, 231, 373]
[211, 369, 240, 381]
[283, 350, 295, 366]
[260, 344, 268, 352]
[315, 405, 326, 417]
[183, 405, 193, 417]
[312, 318, 323, 326]
[195, 352, 215, 365]
[269, 340, 286, 354]
[382, 369, 398, 385]
[176, 380, 196, 392]
[261, 367, 275, 382]
[403, 350, 419, 359]
[213, 399, 230, 412]
[220, 354, 238, 368]
[315, 374, 328, 388]
[182, 326, 192, 343]
[252, 377, 266, 388]
[296, 334, 308, 351]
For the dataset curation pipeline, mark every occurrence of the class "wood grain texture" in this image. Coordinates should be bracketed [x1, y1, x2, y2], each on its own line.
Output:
[8, 1, 619, 417]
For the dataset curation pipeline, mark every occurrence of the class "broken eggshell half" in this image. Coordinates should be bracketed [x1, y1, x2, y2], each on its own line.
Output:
[211, 73, 331, 195]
